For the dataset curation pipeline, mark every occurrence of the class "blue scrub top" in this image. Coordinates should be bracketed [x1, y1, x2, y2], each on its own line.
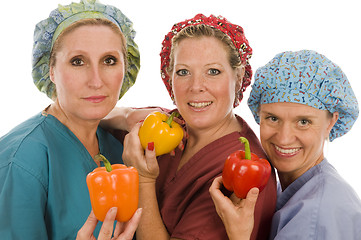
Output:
[0, 112, 124, 239]
[270, 159, 361, 239]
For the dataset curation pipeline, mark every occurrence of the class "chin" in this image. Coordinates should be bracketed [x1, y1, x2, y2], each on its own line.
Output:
[81, 109, 110, 121]
[188, 118, 214, 129]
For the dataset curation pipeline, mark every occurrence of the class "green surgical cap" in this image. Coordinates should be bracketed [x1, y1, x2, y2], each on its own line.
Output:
[32, 0, 140, 99]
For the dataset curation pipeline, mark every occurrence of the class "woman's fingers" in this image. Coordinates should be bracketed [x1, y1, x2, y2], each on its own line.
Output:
[122, 123, 144, 167]
[209, 177, 259, 240]
[144, 142, 159, 178]
[209, 176, 225, 202]
[209, 176, 235, 214]
[114, 208, 143, 240]
[97, 207, 118, 240]
[76, 211, 98, 239]
[123, 123, 159, 182]
[77, 207, 142, 240]
[241, 188, 259, 214]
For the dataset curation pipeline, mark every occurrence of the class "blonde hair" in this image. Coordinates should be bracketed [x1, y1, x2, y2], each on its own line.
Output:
[50, 18, 127, 69]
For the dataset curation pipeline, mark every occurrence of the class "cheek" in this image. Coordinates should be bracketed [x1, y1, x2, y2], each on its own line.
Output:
[171, 79, 184, 100]
[305, 128, 326, 150]
[102, 66, 124, 86]
[111, 73, 124, 89]
[227, 82, 236, 101]
[260, 124, 273, 143]
[113, 78, 124, 98]
[219, 78, 237, 102]
[108, 72, 125, 101]
[53, 70, 77, 96]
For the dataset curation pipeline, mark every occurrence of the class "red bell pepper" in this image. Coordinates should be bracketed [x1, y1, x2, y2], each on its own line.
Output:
[86, 154, 139, 222]
[222, 137, 271, 199]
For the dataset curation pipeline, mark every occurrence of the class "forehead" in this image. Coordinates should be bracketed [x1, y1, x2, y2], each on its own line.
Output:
[58, 20, 124, 43]
[65, 24, 121, 38]
[61, 25, 124, 49]
[174, 37, 228, 60]
[260, 102, 325, 117]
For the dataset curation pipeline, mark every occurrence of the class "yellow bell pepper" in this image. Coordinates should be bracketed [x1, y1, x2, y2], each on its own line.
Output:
[138, 111, 184, 156]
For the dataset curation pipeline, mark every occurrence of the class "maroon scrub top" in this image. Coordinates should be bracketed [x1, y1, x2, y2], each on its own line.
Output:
[156, 115, 277, 239]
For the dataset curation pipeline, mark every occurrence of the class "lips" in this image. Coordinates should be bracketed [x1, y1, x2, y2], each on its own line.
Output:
[274, 144, 301, 156]
[188, 101, 212, 108]
[84, 95, 106, 103]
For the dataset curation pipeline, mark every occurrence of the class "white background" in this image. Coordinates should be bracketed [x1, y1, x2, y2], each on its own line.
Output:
[1, 0, 360, 197]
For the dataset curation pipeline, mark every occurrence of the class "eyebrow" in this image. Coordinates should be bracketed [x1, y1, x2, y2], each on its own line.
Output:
[175, 62, 223, 67]
[259, 110, 276, 116]
[260, 110, 318, 119]
[174, 63, 190, 68]
[205, 62, 225, 68]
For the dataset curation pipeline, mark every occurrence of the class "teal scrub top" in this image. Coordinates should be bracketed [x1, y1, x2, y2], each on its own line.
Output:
[0, 112, 124, 239]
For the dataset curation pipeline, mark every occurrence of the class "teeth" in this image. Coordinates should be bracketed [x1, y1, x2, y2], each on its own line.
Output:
[275, 145, 300, 154]
[188, 102, 212, 108]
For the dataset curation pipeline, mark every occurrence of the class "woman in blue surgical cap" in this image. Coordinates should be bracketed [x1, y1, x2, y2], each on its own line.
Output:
[210, 50, 361, 239]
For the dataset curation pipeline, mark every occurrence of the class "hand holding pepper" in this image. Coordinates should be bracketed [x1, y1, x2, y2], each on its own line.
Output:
[86, 154, 139, 222]
[222, 137, 271, 199]
[77, 207, 142, 240]
[209, 176, 259, 240]
[123, 123, 160, 182]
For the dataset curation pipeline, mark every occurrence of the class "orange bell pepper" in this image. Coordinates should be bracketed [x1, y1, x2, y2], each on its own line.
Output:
[86, 154, 139, 222]
[138, 111, 184, 156]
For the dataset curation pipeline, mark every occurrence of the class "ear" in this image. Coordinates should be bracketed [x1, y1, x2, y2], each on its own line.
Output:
[49, 66, 55, 84]
[170, 78, 177, 105]
[326, 112, 339, 135]
[235, 67, 245, 92]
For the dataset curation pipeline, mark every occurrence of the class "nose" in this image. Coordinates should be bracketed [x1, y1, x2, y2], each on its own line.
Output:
[276, 122, 296, 145]
[87, 64, 103, 89]
[189, 73, 206, 93]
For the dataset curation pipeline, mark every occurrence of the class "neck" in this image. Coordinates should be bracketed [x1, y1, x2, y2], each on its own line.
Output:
[278, 156, 324, 191]
[277, 174, 294, 191]
[187, 113, 240, 148]
[178, 113, 241, 171]
[46, 102, 100, 158]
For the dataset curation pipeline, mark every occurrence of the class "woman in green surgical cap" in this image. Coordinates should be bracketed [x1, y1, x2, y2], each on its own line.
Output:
[0, 1, 142, 239]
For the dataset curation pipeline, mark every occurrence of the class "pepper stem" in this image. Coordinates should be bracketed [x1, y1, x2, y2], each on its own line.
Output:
[239, 137, 251, 160]
[94, 154, 112, 172]
[165, 112, 179, 127]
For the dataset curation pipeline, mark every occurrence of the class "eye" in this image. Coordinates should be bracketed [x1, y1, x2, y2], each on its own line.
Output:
[208, 68, 220, 76]
[104, 56, 117, 65]
[176, 69, 189, 76]
[266, 115, 278, 122]
[261, 115, 279, 126]
[71, 57, 84, 66]
[298, 119, 311, 128]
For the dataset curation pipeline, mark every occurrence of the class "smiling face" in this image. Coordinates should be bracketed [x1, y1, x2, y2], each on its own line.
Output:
[49, 24, 125, 122]
[171, 36, 241, 131]
[259, 102, 338, 188]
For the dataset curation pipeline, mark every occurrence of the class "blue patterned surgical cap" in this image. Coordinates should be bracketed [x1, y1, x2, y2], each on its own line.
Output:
[32, 0, 140, 100]
[247, 50, 359, 141]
